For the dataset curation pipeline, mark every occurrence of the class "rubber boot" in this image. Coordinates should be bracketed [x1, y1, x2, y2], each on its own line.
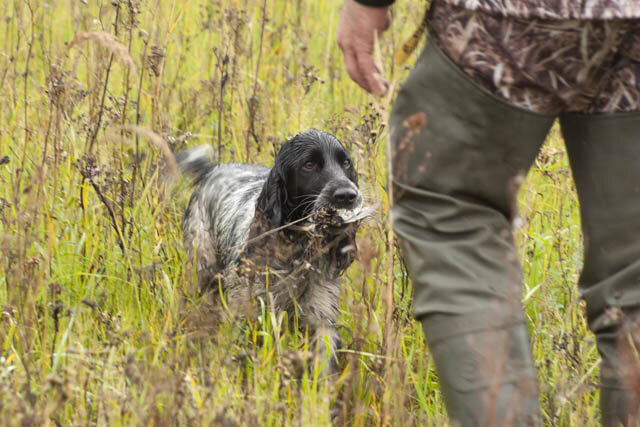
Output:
[561, 113, 640, 426]
[389, 39, 556, 426]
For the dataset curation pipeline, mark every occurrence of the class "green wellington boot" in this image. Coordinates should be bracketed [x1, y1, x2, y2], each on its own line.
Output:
[389, 39, 555, 425]
[561, 113, 640, 426]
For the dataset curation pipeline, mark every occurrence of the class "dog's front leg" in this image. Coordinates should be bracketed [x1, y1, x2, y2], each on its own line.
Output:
[309, 323, 341, 376]
[300, 279, 342, 376]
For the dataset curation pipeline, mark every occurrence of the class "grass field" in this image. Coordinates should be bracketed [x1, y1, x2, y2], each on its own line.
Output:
[0, 0, 601, 425]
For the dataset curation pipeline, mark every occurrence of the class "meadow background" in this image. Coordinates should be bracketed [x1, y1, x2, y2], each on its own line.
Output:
[0, 0, 600, 425]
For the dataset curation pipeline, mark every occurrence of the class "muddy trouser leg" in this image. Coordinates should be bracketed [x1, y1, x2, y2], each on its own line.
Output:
[561, 114, 640, 426]
[389, 40, 555, 426]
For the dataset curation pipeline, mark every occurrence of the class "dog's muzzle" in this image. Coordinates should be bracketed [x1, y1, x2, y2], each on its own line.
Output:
[331, 186, 359, 209]
[316, 180, 362, 211]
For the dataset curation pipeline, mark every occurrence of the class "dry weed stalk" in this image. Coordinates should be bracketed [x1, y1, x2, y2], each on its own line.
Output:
[68, 31, 138, 77]
[122, 125, 179, 177]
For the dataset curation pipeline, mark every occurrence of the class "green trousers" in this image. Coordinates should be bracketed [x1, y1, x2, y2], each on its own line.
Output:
[390, 40, 640, 426]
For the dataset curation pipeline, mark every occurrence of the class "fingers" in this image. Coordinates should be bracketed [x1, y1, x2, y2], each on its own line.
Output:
[340, 46, 389, 96]
[342, 47, 371, 93]
[355, 50, 388, 97]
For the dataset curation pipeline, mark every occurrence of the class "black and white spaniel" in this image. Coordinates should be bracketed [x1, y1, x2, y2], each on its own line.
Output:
[178, 129, 372, 372]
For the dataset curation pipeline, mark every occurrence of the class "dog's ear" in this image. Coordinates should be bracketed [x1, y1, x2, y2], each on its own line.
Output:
[256, 169, 287, 228]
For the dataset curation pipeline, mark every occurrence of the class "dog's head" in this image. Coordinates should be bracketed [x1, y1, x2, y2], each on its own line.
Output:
[256, 129, 362, 229]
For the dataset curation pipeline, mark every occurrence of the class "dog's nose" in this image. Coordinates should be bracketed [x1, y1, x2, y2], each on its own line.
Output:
[332, 187, 358, 206]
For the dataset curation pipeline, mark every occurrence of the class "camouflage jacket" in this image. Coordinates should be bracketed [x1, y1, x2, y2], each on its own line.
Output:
[355, 0, 640, 19]
[427, 1, 640, 114]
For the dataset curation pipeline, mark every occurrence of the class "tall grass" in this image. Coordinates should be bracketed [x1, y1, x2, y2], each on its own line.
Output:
[0, 0, 599, 425]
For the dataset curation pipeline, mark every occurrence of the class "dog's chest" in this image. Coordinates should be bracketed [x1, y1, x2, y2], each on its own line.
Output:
[237, 232, 342, 295]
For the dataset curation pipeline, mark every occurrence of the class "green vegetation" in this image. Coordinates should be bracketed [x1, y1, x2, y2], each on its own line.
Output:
[0, 0, 599, 425]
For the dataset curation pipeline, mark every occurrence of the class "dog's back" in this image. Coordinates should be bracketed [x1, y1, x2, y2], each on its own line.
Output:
[178, 147, 269, 287]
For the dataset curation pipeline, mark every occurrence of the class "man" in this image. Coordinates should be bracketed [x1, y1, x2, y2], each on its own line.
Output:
[337, 0, 640, 425]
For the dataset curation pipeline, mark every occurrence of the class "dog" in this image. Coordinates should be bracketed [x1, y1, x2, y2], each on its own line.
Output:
[178, 129, 372, 372]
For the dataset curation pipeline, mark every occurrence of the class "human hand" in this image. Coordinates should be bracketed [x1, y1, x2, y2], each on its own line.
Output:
[337, 0, 391, 96]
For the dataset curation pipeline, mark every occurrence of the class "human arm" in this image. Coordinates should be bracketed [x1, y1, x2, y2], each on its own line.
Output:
[337, 0, 393, 96]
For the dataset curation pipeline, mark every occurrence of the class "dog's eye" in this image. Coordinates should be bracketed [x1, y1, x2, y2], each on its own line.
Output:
[343, 159, 351, 169]
[303, 161, 315, 170]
